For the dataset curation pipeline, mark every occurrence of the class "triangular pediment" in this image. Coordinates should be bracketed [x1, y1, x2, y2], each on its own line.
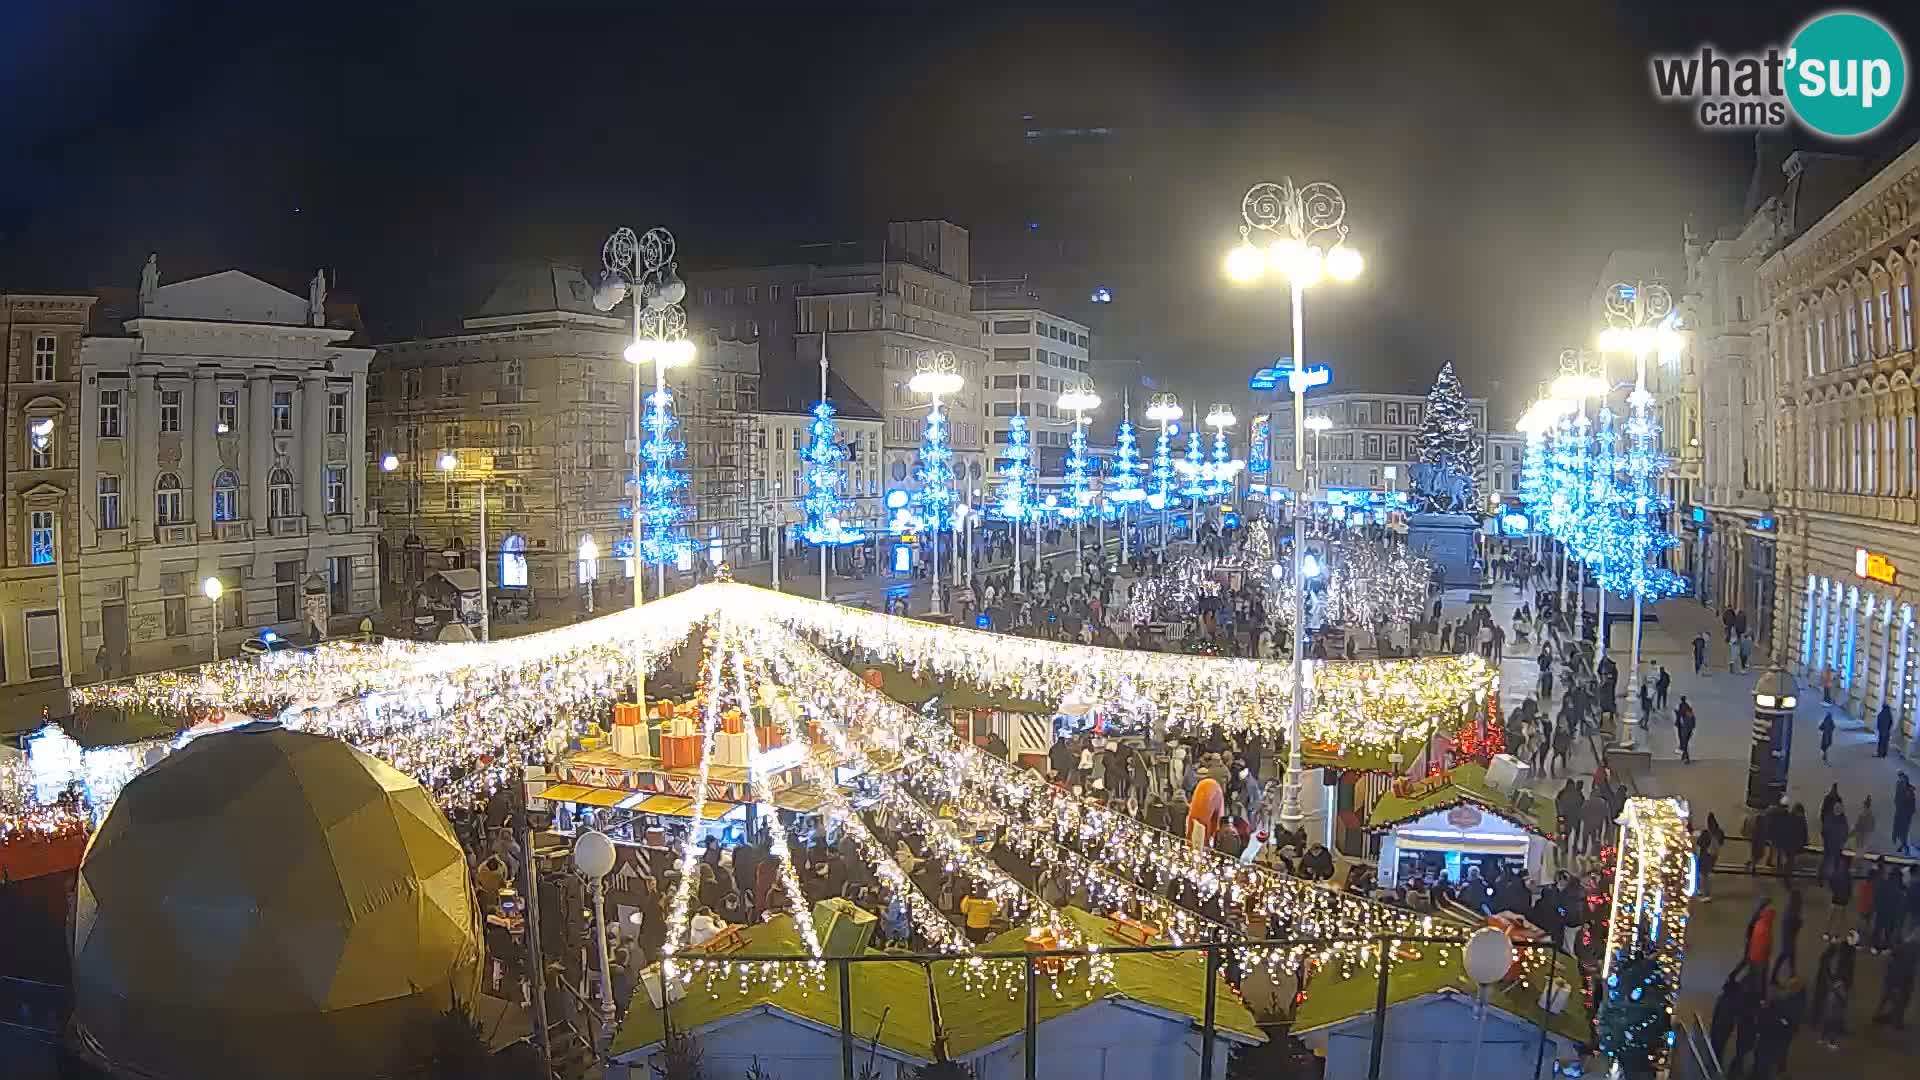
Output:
[20, 481, 70, 501]
[144, 270, 311, 326]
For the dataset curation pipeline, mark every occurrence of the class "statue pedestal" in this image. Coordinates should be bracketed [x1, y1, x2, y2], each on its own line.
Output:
[1406, 513, 1480, 588]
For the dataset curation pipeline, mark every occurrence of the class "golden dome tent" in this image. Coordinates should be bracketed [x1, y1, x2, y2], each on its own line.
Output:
[71, 721, 482, 1079]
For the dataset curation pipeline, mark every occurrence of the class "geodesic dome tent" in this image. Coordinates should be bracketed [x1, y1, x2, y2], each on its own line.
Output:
[71, 721, 482, 1079]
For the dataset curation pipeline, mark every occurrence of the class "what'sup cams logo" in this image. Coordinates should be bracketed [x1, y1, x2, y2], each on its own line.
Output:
[1651, 10, 1907, 138]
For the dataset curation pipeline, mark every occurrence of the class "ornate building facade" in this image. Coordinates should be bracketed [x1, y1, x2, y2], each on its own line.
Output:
[1760, 141, 1920, 744]
[76, 266, 380, 674]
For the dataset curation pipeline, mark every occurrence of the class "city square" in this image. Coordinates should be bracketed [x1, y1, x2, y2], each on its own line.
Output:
[1, 5, 1918, 1080]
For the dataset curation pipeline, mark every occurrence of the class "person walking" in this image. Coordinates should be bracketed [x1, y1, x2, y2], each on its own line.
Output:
[1820, 708, 1837, 764]
[1878, 702, 1896, 758]
[1693, 631, 1709, 676]
[1655, 664, 1671, 710]
[1676, 697, 1697, 764]
[1873, 931, 1919, 1030]
[1850, 796, 1877, 855]
[1751, 977, 1807, 1080]
[1773, 887, 1806, 984]
[1581, 783, 1612, 857]
[1779, 803, 1810, 880]
[1696, 813, 1724, 901]
[1895, 773, 1916, 856]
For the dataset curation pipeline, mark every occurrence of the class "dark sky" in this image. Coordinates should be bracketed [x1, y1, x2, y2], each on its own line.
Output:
[3, 0, 1916, 420]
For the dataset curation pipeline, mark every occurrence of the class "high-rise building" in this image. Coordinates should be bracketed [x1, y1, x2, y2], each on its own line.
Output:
[687, 221, 989, 509]
[971, 280, 1092, 491]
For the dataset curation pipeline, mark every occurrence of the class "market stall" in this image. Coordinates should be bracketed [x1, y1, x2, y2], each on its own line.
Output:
[1365, 762, 1554, 889]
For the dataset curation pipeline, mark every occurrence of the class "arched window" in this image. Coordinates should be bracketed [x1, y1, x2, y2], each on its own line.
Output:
[155, 473, 183, 524]
[505, 423, 523, 452]
[212, 469, 238, 522]
[268, 467, 295, 519]
[503, 357, 524, 389]
[500, 533, 528, 588]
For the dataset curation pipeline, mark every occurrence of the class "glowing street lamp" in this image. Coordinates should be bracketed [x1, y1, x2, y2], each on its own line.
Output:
[202, 576, 224, 662]
[579, 535, 599, 613]
[909, 350, 964, 614]
[1145, 394, 1183, 555]
[1057, 381, 1101, 567]
[380, 453, 399, 473]
[1227, 176, 1362, 842]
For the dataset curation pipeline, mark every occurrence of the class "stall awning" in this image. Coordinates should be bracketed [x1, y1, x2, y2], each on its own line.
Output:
[535, 783, 597, 803]
[635, 794, 693, 815]
[773, 788, 831, 814]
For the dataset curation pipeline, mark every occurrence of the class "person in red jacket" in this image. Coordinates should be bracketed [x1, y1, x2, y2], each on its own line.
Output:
[1746, 896, 1778, 978]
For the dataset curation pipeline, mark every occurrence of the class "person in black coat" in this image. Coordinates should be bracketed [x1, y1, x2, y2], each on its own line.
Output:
[1711, 969, 1760, 1069]
[1779, 803, 1811, 879]
[1750, 978, 1806, 1080]
[1878, 703, 1897, 758]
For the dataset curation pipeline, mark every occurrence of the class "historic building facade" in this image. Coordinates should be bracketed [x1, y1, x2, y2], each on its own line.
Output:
[369, 263, 760, 609]
[75, 265, 380, 674]
[0, 292, 96, 707]
[1760, 140, 1920, 742]
[1255, 389, 1490, 498]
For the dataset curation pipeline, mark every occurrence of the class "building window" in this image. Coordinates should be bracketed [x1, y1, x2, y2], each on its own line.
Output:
[98, 389, 122, 437]
[325, 468, 345, 515]
[445, 482, 461, 512]
[442, 368, 463, 398]
[27, 417, 53, 469]
[218, 390, 239, 433]
[97, 476, 121, 530]
[505, 423, 523, 452]
[1900, 283, 1914, 352]
[501, 534, 528, 587]
[155, 388, 181, 433]
[275, 560, 301, 622]
[28, 510, 54, 565]
[327, 556, 351, 613]
[445, 422, 461, 449]
[155, 473, 184, 525]
[273, 390, 293, 431]
[31, 335, 55, 382]
[1847, 303, 1861, 363]
[769, 284, 783, 302]
[502, 483, 525, 512]
[25, 610, 60, 678]
[403, 370, 422, 399]
[328, 391, 347, 434]
[504, 357, 523, 388]
[268, 467, 295, 519]
[1881, 288, 1895, 353]
[212, 470, 238, 522]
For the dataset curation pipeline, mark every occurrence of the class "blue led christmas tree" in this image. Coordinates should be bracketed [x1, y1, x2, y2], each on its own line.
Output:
[1179, 429, 1207, 500]
[799, 401, 865, 546]
[914, 399, 956, 531]
[996, 414, 1033, 522]
[1061, 417, 1092, 520]
[1149, 422, 1176, 509]
[1108, 416, 1145, 512]
[639, 385, 693, 566]
[1519, 426, 1550, 533]
[1207, 425, 1233, 500]
[1601, 384, 1687, 601]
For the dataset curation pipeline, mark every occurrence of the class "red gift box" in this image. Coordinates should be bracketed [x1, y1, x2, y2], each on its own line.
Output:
[721, 711, 745, 735]
[756, 724, 785, 750]
[661, 733, 701, 770]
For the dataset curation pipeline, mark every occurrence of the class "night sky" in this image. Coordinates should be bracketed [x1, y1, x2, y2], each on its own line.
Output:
[3, 0, 1916, 419]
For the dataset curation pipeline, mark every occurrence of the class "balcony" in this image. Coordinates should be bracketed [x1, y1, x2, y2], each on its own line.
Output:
[214, 520, 254, 542]
[156, 524, 195, 546]
[325, 514, 352, 535]
[269, 515, 308, 538]
[492, 454, 521, 470]
[483, 387, 537, 406]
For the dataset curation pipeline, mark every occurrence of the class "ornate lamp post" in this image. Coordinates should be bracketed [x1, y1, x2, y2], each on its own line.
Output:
[1144, 394, 1183, 555]
[909, 350, 963, 614]
[1598, 281, 1688, 744]
[595, 225, 695, 710]
[1057, 380, 1102, 569]
[1225, 177, 1363, 840]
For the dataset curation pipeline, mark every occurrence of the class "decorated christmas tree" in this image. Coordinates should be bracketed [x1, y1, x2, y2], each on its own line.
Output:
[639, 385, 693, 566]
[995, 414, 1033, 522]
[1062, 416, 1092, 520]
[1597, 950, 1671, 1080]
[799, 401, 865, 547]
[1412, 362, 1484, 512]
[914, 399, 957, 531]
[1602, 383, 1688, 602]
[1107, 416, 1146, 514]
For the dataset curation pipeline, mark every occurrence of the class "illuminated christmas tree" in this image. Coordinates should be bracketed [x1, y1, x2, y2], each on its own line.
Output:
[1149, 423, 1176, 508]
[639, 385, 693, 566]
[799, 401, 865, 547]
[914, 399, 956, 531]
[1107, 416, 1145, 514]
[1179, 429, 1207, 500]
[995, 414, 1033, 523]
[1600, 384, 1687, 602]
[1062, 416, 1092, 520]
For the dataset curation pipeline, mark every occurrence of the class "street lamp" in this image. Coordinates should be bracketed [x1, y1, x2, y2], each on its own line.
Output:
[202, 576, 224, 662]
[1598, 281, 1685, 745]
[572, 829, 618, 1058]
[909, 350, 963, 614]
[1057, 382, 1102, 568]
[1227, 177, 1362, 842]
[380, 453, 399, 473]
[597, 225, 694, 713]
[1144, 394, 1183, 554]
[439, 451, 489, 642]
[579, 535, 599, 614]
